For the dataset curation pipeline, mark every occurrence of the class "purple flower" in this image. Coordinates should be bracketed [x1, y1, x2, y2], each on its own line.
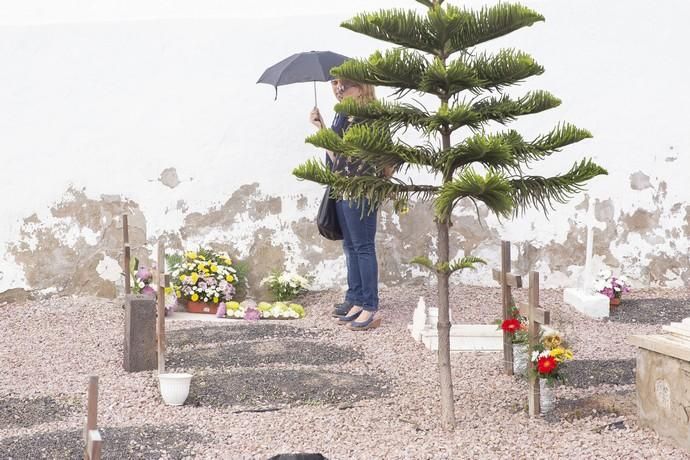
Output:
[136, 266, 152, 284]
[244, 308, 260, 321]
[141, 285, 157, 298]
[198, 281, 208, 291]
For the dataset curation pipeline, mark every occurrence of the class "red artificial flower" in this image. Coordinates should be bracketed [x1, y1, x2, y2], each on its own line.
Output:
[501, 318, 521, 334]
[537, 355, 558, 375]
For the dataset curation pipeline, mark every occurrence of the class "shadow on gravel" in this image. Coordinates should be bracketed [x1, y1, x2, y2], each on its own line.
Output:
[0, 396, 77, 428]
[168, 323, 326, 348]
[548, 390, 637, 424]
[608, 298, 690, 324]
[168, 339, 362, 369]
[187, 369, 390, 409]
[563, 359, 635, 388]
[0, 425, 201, 459]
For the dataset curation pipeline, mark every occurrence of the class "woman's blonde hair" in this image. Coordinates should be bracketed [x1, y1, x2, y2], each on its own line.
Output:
[340, 79, 376, 103]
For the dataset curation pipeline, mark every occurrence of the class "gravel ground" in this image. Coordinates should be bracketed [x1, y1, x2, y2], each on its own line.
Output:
[1, 285, 689, 459]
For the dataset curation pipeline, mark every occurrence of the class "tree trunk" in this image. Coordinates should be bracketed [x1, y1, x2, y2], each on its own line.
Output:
[437, 115, 456, 430]
[436, 220, 455, 430]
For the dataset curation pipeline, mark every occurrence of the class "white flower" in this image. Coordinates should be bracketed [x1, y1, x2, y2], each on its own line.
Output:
[539, 350, 550, 358]
[531, 351, 540, 361]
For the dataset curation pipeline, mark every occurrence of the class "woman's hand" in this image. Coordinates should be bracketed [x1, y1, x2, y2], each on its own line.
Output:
[309, 107, 324, 129]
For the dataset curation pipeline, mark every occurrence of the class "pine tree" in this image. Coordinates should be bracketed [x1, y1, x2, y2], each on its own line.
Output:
[293, 0, 607, 430]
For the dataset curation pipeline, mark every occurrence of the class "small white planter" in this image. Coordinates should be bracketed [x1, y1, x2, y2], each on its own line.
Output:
[540, 379, 555, 414]
[158, 373, 193, 406]
[512, 343, 528, 377]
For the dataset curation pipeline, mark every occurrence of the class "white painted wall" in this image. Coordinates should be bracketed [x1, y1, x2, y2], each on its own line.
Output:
[1, 0, 689, 293]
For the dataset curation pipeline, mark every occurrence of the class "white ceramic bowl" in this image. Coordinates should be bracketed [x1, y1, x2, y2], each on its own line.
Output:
[158, 373, 193, 406]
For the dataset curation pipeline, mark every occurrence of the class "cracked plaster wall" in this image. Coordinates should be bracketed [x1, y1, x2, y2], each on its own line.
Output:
[1, 2, 689, 298]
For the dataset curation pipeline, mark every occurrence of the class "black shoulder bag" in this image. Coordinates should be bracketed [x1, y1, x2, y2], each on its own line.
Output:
[317, 185, 343, 240]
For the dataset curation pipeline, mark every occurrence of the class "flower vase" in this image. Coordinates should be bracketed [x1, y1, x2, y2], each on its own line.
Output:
[610, 297, 621, 307]
[512, 343, 528, 377]
[186, 301, 219, 314]
[540, 379, 555, 414]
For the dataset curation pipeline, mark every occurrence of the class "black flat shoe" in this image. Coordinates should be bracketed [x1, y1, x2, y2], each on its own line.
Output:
[331, 302, 353, 318]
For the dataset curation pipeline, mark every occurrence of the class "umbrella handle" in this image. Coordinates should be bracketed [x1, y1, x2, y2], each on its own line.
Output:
[313, 81, 318, 108]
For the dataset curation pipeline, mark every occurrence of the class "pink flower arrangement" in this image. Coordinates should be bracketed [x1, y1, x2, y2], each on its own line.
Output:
[594, 270, 631, 300]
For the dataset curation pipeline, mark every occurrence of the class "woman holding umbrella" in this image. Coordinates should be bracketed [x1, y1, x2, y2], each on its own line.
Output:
[309, 79, 383, 331]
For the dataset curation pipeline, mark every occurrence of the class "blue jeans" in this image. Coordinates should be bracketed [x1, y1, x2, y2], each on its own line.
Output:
[335, 199, 379, 311]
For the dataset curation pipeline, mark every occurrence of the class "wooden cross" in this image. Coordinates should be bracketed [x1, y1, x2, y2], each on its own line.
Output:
[492, 240, 522, 375]
[156, 241, 170, 374]
[517, 271, 551, 417]
[83, 375, 103, 460]
[122, 214, 131, 295]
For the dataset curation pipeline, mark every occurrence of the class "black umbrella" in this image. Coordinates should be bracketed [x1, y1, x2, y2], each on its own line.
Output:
[257, 50, 349, 107]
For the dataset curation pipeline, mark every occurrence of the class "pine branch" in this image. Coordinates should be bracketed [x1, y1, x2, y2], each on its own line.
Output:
[472, 90, 561, 125]
[292, 158, 337, 186]
[341, 10, 439, 55]
[448, 3, 545, 53]
[435, 256, 486, 274]
[440, 131, 516, 177]
[470, 49, 544, 92]
[448, 256, 486, 274]
[410, 256, 434, 272]
[332, 49, 428, 95]
[435, 169, 514, 221]
[305, 128, 350, 155]
[334, 98, 432, 134]
[501, 123, 593, 165]
[509, 159, 608, 216]
[343, 124, 440, 172]
[293, 159, 440, 211]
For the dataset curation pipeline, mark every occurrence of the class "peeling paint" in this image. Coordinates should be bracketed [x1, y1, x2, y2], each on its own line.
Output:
[159, 167, 181, 189]
[630, 171, 652, 190]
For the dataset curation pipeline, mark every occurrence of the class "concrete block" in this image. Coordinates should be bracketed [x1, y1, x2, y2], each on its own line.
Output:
[123, 295, 157, 372]
[631, 345, 690, 450]
[420, 324, 502, 352]
[563, 288, 609, 319]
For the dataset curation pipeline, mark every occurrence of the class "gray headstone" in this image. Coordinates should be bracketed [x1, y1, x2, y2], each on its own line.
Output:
[123, 295, 157, 372]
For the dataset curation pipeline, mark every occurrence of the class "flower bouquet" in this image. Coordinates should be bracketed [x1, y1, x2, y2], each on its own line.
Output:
[498, 305, 528, 344]
[223, 301, 306, 320]
[168, 249, 241, 314]
[530, 330, 574, 384]
[594, 269, 631, 306]
[129, 257, 156, 298]
[260, 270, 311, 301]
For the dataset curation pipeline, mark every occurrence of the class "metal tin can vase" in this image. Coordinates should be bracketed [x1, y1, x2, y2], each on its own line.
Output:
[540, 379, 555, 414]
[610, 297, 621, 307]
[186, 301, 219, 314]
[512, 343, 528, 377]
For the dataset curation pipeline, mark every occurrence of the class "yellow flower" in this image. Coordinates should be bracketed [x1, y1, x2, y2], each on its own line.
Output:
[225, 274, 234, 282]
[185, 251, 197, 260]
[179, 275, 187, 282]
[549, 347, 573, 362]
[213, 296, 219, 303]
[191, 272, 199, 283]
[542, 333, 562, 349]
[223, 257, 232, 265]
[198, 255, 206, 261]
[191, 293, 199, 301]
[210, 264, 218, 272]
[197, 263, 206, 271]
[164, 287, 172, 295]
[175, 290, 181, 297]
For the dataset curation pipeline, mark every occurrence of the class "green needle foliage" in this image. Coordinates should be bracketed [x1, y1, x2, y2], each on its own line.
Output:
[292, 0, 606, 429]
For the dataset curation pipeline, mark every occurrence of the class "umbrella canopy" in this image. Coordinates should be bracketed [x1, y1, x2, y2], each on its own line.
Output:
[257, 50, 349, 106]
